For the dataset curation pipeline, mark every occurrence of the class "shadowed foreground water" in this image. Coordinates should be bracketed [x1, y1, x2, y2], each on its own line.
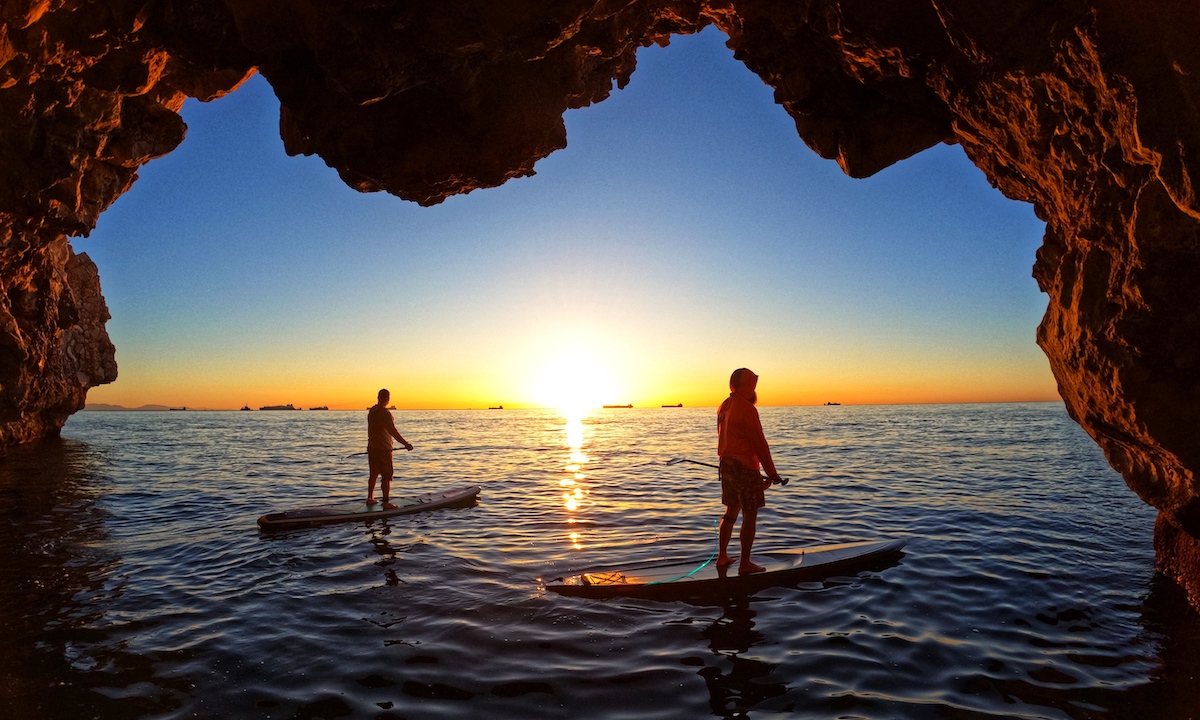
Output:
[2, 403, 1199, 719]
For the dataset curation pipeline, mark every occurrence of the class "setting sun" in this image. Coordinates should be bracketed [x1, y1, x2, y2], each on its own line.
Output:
[529, 350, 623, 413]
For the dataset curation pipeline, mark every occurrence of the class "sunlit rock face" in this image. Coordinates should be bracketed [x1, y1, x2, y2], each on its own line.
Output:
[0, 0, 253, 445]
[3, 1, 1200, 602]
[0, 238, 115, 446]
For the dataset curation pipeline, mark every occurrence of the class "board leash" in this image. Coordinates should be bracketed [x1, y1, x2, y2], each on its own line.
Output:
[645, 518, 721, 586]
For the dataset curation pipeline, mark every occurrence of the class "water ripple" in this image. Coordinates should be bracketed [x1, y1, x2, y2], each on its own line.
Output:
[0, 404, 1195, 717]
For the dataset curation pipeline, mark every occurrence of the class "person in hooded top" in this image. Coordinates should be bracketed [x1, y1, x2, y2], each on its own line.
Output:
[367, 388, 413, 509]
[716, 368, 782, 573]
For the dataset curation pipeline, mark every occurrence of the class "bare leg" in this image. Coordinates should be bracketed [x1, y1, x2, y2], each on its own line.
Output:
[717, 505, 739, 566]
[382, 470, 397, 509]
[738, 506, 765, 574]
[367, 473, 379, 504]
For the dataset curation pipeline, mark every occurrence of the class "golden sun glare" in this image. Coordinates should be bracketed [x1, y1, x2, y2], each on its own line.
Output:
[530, 351, 621, 414]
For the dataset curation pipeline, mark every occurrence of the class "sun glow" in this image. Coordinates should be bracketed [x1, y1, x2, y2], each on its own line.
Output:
[530, 350, 622, 414]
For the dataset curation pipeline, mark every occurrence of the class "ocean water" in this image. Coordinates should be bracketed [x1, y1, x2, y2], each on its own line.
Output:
[2, 403, 1199, 719]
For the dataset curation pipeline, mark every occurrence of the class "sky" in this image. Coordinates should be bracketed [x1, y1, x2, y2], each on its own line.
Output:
[76, 27, 1056, 411]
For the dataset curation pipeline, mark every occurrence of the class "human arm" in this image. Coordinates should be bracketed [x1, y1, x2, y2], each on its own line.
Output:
[386, 413, 413, 450]
[749, 408, 779, 483]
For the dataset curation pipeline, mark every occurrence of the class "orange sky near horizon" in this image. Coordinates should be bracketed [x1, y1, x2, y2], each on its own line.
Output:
[84, 336, 1060, 411]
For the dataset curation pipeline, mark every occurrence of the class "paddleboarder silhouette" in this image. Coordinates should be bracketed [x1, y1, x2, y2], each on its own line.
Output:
[716, 368, 782, 574]
[367, 388, 413, 509]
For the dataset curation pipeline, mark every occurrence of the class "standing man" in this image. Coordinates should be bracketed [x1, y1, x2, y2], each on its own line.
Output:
[716, 368, 782, 574]
[367, 388, 413, 509]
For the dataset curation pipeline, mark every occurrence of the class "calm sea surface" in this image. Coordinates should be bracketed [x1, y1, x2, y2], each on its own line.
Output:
[3, 403, 1199, 719]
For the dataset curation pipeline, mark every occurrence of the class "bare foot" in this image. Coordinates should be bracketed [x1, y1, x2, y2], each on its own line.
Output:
[738, 560, 766, 575]
[366, 498, 377, 505]
[382, 501, 398, 510]
[716, 555, 735, 568]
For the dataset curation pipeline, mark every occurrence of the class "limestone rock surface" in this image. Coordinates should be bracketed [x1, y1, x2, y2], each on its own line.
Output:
[3, 1, 1200, 605]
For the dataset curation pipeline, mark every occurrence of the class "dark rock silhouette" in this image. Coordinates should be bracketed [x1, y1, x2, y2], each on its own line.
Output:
[2, 2, 1200, 605]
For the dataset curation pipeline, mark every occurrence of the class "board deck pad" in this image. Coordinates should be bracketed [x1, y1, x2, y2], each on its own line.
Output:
[546, 538, 905, 600]
[257, 485, 480, 530]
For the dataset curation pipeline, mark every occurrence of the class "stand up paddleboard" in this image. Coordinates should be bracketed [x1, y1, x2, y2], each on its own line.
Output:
[546, 538, 905, 600]
[257, 485, 481, 531]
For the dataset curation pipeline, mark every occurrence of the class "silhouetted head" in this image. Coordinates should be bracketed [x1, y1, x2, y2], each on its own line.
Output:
[729, 368, 759, 404]
[377, 388, 390, 404]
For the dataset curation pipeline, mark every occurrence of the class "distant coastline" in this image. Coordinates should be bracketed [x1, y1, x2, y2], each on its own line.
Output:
[84, 403, 177, 411]
[83, 403, 238, 411]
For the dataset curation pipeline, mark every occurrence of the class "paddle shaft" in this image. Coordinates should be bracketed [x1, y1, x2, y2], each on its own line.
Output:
[344, 445, 408, 459]
[669, 457, 788, 486]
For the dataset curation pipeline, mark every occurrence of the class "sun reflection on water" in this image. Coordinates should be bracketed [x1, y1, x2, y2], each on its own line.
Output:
[560, 410, 590, 549]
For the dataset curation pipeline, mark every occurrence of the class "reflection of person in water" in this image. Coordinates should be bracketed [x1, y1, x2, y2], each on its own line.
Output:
[697, 602, 788, 716]
[717, 368, 782, 574]
[366, 388, 413, 509]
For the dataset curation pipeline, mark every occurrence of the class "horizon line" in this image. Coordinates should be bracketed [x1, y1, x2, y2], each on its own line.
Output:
[81, 398, 1065, 412]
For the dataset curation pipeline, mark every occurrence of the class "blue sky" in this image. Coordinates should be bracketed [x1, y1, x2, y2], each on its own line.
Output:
[77, 27, 1053, 410]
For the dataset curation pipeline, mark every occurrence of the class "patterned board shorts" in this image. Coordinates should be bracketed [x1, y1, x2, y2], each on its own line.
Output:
[720, 456, 765, 510]
[368, 447, 394, 475]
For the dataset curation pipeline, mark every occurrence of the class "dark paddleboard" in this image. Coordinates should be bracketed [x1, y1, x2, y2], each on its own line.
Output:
[257, 485, 481, 531]
[545, 538, 906, 600]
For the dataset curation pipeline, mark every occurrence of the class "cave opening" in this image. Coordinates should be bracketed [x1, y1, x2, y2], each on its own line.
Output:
[72, 28, 1055, 415]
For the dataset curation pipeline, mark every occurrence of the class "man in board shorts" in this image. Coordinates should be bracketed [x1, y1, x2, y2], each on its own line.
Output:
[367, 388, 413, 509]
[717, 368, 782, 574]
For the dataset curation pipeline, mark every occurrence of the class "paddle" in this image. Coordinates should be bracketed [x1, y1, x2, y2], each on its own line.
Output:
[666, 457, 789, 486]
[343, 445, 410, 459]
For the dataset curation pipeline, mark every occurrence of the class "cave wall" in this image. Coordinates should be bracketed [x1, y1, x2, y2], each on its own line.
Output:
[3, 1, 1200, 603]
[0, 0, 253, 445]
